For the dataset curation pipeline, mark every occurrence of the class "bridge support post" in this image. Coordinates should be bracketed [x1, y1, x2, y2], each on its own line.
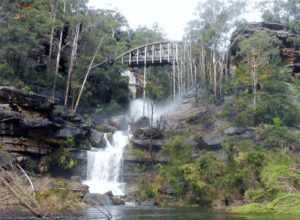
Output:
[143, 65, 147, 116]
[143, 42, 148, 116]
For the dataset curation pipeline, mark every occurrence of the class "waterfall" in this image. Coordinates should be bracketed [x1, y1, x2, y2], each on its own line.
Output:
[84, 131, 128, 195]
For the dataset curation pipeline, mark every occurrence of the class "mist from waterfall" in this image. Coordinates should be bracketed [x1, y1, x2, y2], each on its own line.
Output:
[128, 97, 182, 124]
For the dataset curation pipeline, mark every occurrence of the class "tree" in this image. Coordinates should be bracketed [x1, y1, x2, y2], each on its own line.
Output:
[184, 0, 247, 98]
[237, 31, 280, 113]
[145, 81, 164, 165]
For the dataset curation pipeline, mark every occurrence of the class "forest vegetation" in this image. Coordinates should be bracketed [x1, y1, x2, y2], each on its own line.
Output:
[0, 0, 300, 216]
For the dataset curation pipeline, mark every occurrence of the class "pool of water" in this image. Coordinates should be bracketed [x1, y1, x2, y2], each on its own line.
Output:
[0, 206, 298, 220]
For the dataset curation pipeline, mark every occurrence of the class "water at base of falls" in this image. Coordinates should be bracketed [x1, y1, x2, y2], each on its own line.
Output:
[83, 131, 129, 196]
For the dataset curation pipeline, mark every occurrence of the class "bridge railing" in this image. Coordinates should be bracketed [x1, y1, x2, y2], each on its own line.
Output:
[119, 41, 181, 67]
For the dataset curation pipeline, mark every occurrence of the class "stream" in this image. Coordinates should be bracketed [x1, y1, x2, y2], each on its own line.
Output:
[1, 207, 298, 220]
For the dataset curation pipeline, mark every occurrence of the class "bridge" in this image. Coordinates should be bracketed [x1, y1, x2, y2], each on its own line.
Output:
[115, 41, 182, 67]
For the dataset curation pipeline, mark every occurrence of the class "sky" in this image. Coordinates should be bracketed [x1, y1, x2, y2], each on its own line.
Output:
[88, 0, 261, 41]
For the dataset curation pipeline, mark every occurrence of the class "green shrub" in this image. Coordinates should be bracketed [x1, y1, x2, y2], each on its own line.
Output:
[259, 123, 299, 150]
[47, 148, 77, 169]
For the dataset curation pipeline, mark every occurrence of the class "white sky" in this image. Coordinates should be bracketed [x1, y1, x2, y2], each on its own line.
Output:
[88, 0, 261, 41]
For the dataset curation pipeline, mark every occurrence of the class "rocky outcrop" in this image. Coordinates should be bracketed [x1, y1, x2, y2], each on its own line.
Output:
[0, 86, 57, 111]
[231, 22, 300, 77]
[0, 86, 93, 175]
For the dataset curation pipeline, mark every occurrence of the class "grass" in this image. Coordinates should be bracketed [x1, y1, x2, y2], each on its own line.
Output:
[230, 193, 300, 214]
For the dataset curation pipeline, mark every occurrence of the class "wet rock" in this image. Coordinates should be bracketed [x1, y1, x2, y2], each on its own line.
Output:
[108, 115, 127, 129]
[95, 124, 117, 133]
[131, 116, 150, 129]
[141, 198, 155, 206]
[89, 129, 105, 148]
[55, 126, 87, 138]
[132, 127, 163, 140]
[104, 191, 114, 197]
[224, 127, 246, 135]
[83, 193, 113, 206]
[106, 133, 113, 143]
[111, 196, 125, 205]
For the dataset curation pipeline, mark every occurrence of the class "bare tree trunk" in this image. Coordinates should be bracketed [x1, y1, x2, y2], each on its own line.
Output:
[64, 24, 80, 108]
[224, 52, 229, 81]
[74, 37, 104, 112]
[219, 56, 224, 96]
[48, 0, 56, 72]
[52, 0, 66, 100]
[172, 61, 176, 100]
[213, 51, 217, 96]
[0, 169, 44, 217]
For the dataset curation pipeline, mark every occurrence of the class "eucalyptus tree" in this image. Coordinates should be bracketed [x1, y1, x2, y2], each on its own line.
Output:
[0, 1, 50, 87]
[259, 0, 300, 28]
[184, 0, 246, 98]
[70, 9, 130, 112]
[237, 31, 280, 113]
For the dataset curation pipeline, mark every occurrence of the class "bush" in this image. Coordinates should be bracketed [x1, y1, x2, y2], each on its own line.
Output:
[260, 123, 299, 150]
[47, 148, 77, 169]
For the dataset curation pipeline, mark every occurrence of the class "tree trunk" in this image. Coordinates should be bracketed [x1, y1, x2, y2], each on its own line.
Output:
[48, 0, 56, 73]
[74, 36, 104, 112]
[213, 51, 217, 96]
[64, 24, 80, 108]
[52, 0, 66, 100]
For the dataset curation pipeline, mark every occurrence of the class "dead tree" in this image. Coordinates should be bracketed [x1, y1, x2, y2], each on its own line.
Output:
[0, 165, 44, 217]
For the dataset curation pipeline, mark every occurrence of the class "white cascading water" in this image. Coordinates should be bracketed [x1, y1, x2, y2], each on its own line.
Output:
[84, 98, 182, 196]
[84, 131, 128, 195]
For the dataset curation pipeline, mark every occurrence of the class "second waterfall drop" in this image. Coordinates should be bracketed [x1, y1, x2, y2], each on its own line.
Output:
[84, 131, 128, 195]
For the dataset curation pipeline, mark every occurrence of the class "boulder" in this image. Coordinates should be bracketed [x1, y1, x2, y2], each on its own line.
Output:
[224, 127, 246, 135]
[132, 127, 163, 140]
[55, 126, 87, 138]
[239, 129, 257, 140]
[83, 193, 113, 206]
[202, 133, 225, 149]
[140, 198, 155, 206]
[111, 196, 125, 205]
[131, 139, 167, 150]
[104, 191, 114, 197]
[131, 116, 150, 129]
[95, 124, 117, 133]
[108, 115, 127, 129]
[89, 129, 105, 148]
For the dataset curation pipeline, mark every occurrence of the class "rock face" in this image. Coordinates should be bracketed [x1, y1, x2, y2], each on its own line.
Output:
[0, 86, 92, 176]
[231, 22, 300, 77]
